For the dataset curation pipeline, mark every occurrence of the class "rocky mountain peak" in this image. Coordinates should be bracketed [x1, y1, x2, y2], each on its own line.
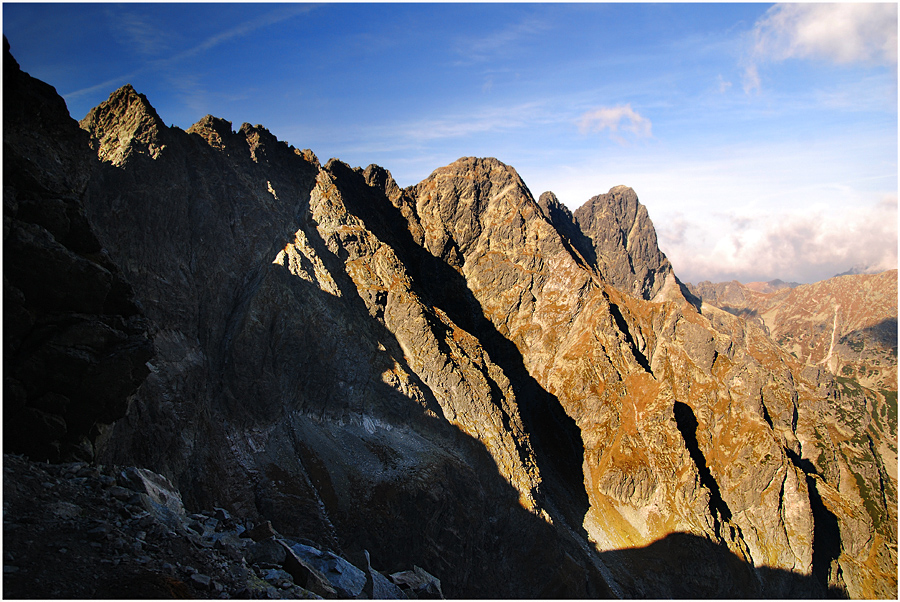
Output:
[573, 185, 672, 301]
[186, 114, 236, 150]
[536, 190, 564, 214]
[79, 84, 168, 166]
[536, 191, 573, 229]
[536, 191, 597, 269]
[411, 156, 537, 265]
[362, 163, 401, 198]
[423, 156, 528, 194]
[237, 122, 297, 166]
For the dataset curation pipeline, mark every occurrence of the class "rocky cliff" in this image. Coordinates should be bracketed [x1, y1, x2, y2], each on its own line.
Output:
[689, 271, 898, 598]
[3, 39, 153, 462]
[570, 185, 676, 301]
[4, 39, 896, 599]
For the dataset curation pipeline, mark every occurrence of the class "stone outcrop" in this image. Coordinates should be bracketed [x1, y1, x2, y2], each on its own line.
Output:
[4, 39, 896, 599]
[3, 38, 153, 462]
[572, 185, 674, 301]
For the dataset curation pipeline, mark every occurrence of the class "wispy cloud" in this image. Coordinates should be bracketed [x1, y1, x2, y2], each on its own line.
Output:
[154, 6, 313, 69]
[114, 9, 175, 58]
[394, 101, 553, 143]
[578, 104, 652, 143]
[66, 5, 313, 98]
[453, 17, 549, 64]
[65, 72, 144, 100]
[743, 3, 898, 93]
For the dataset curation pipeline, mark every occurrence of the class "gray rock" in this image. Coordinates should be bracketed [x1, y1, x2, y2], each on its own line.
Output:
[390, 565, 443, 599]
[118, 467, 186, 529]
[285, 543, 366, 599]
[246, 538, 286, 567]
[49, 502, 81, 520]
[572, 185, 672, 300]
[262, 568, 294, 588]
[108, 485, 132, 501]
[190, 573, 212, 590]
[278, 541, 338, 598]
[675, 318, 717, 373]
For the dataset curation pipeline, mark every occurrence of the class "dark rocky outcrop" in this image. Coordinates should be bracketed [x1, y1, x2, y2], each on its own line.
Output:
[2, 453, 432, 599]
[3, 38, 153, 462]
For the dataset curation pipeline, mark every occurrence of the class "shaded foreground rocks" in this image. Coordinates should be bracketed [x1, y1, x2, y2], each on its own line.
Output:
[2, 454, 439, 599]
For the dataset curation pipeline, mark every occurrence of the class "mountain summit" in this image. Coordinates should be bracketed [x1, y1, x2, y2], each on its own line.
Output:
[4, 40, 896, 599]
[572, 185, 674, 301]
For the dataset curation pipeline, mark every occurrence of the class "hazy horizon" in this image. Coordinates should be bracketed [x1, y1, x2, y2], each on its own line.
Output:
[4, 2, 897, 285]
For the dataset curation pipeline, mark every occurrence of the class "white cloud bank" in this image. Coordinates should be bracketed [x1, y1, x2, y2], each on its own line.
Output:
[744, 3, 898, 92]
[660, 195, 898, 284]
[578, 104, 652, 142]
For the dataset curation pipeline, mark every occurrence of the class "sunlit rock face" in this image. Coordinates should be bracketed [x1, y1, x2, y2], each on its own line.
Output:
[688, 270, 899, 599]
[402, 157, 892, 597]
[6, 36, 895, 597]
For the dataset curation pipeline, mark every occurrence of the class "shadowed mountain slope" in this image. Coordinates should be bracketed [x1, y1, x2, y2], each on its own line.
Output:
[4, 39, 896, 598]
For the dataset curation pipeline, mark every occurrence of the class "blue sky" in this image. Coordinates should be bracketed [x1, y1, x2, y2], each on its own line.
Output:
[4, 2, 897, 284]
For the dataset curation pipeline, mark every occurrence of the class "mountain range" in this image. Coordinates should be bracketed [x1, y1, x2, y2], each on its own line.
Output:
[3, 39, 897, 599]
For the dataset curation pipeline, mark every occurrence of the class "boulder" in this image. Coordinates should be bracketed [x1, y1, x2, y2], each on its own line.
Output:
[283, 541, 366, 598]
[245, 538, 286, 567]
[390, 565, 443, 599]
[362, 550, 406, 600]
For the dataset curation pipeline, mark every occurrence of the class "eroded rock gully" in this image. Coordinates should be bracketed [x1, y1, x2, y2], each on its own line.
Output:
[3, 39, 896, 599]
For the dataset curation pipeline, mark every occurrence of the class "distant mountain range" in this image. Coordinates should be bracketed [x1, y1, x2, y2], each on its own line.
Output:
[3, 37, 896, 599]
[744, 278, 800, 293]
[835, 264, 887, 278]
[688, 271, 897, 392]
